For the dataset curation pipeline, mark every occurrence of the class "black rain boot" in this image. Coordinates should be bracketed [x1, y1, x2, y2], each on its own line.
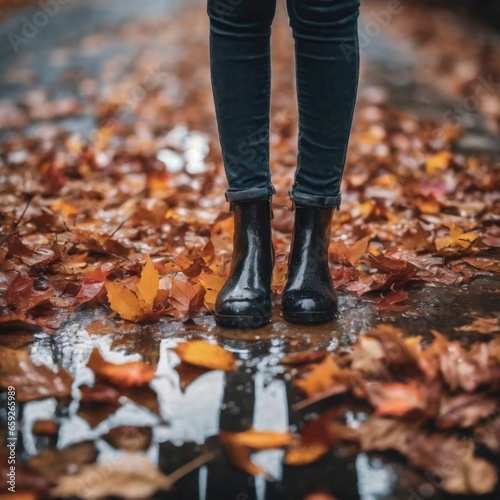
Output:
[215, 199, 274, 329]
[282, 205, 338, 324]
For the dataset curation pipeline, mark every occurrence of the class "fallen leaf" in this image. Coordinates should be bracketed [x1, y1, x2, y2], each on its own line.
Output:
[0, 346, 72, 402]
[425, 151, 453, 174]
[172, 340, 236, 371]
[219, 429, 292, 476]
[87, 348, 155, 387]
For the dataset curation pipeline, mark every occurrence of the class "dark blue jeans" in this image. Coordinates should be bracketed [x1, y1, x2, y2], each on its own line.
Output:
[208, 0, 360, 209]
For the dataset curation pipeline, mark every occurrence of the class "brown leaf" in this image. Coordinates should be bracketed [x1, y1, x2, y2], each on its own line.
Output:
[364, 380, 428, 417]
[436, 392, 498, 429]
[87, 348, 155, 387]
[32, 420, 59, 437]
[28, 441, 97, 482]
[0, 346, 72, 402]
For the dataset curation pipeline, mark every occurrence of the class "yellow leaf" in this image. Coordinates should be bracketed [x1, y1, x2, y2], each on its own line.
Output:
[51, 200, 79, 216]
[219, 429, 293, 476]
[105, 281, 142, 322]
[137, 256, 159, 310]
[172, 340, 236, 371]
[284, 442, 329, 466]
[426, 151, 453, 174]
[435, 224, 478, 250]
[219, 429, 293, 450]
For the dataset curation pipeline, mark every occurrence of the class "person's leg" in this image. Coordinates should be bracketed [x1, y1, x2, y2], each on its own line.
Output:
[287, 0, 360, 208]
[208, 0, 277, 203]
[283, 0, 360, 324]
[208, 0, 277, 329]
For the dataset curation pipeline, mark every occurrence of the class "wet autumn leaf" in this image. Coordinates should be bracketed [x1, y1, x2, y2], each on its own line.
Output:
[425, 151, 453, 174]
[329, 235, 370, 266]
[0, 346, 72, 402]
[284, 442, 330, 466]
[219, 429, 293, 475]
[136, 256, 159, 308]
[364, 380, 428, 417]
[87, 348, 155, 387]
[104, 256, 164, 322]
[172, 340, 236, 371]
[105, 281, 144, 321]
[32, 420, 59, 437]
[165, 276, 205, 318]
[462, 256, 500, 273]
[4, 273, 53, 312]
[28, 441, 97, 482]
[436, 392, 498, 429]
[435, 224, 479, 252]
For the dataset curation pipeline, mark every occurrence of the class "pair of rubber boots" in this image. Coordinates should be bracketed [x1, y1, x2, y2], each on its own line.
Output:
[215, 200, 337, 329]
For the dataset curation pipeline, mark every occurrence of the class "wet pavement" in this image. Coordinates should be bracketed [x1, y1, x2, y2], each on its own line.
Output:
[1, 0, 500, 499]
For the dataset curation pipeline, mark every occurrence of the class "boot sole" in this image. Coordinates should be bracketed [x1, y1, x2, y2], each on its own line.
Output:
[215, 313, 271, 329]
[283, 309, 338, 325]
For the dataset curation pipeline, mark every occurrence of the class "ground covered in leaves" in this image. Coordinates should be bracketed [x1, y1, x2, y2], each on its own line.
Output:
[0, 0, 499, 498]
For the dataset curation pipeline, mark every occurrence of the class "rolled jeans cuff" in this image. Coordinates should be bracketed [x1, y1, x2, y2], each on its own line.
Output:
[225, 185, 275, 203]
[289, 188, 341, 209]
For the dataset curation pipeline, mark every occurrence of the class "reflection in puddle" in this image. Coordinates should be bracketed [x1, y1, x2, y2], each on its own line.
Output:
[7, 276, 498, 499]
